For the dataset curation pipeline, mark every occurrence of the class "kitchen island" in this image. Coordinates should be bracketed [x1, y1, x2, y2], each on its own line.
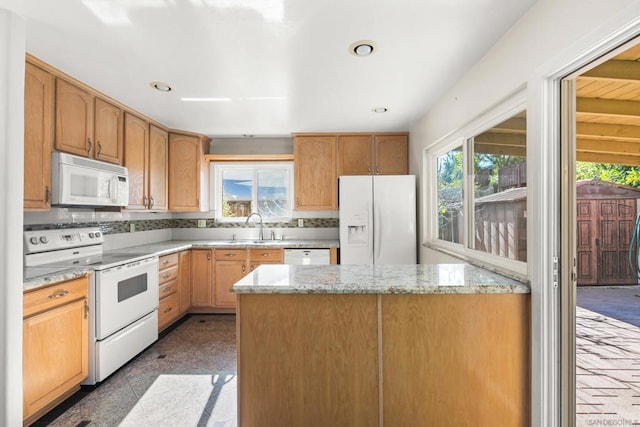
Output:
[233, 264, 530, 427]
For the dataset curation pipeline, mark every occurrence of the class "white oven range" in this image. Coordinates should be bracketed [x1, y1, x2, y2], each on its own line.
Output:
[24, 227, 159, 385]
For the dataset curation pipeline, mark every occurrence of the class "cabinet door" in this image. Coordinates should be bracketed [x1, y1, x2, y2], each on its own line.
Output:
[123, 113, 149, 210]
[373, 135, 408, 175]
[179, 250, 192, 314]
[191, 249, 213, 308]
[169, 133, 206, 211]
[214, 261, 245, 308]
[24, 62, 54, 210]
[93, 97, 123, 164]
[148, 125, 169, 211]
[23, 297, 88, 419]
[55, 78, 94, 157]
[338, 135, 373, 176]
[294, 136, 337, 210]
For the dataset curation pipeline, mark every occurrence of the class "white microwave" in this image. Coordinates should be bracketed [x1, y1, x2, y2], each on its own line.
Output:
[51, 152, 129, 207]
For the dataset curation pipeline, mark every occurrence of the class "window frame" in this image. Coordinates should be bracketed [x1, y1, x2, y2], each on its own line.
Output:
[424, 89, 528, 277]
[211, 161, 294, 222]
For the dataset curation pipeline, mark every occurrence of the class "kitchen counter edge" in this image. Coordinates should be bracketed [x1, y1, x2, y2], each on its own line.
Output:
[232, 264, 530, 295]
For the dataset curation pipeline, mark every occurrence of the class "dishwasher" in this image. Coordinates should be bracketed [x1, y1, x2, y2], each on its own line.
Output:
[283, 249, 331, 265]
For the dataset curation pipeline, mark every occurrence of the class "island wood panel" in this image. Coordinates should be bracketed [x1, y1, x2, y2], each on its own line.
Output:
[237, 294, 379, 427]
[381, 294, 530, 426]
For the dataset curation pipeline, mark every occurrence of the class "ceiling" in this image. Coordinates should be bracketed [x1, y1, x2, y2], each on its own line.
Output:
[576, 43, 640, 165]
[11, 0, 537, 138]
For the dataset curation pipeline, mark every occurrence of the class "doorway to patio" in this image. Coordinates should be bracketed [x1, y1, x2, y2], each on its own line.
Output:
[566, 38, 640, 426]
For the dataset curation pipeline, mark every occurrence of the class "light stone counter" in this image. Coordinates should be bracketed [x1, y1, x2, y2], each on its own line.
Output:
[23, 239, 339, 291]
[232, 263, 529, 294]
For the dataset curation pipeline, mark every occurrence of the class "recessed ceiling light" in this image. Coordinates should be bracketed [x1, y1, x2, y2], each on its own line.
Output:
[150, 81, 172, 92]
[372, 107, 388, 113]
[349, 40, 376, 57]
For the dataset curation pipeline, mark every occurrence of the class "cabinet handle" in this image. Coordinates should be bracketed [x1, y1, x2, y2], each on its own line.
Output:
[144, 196, 149, 207]
[375, 165, 380, 175]
[150, 196, 154, 207]
[45, 186, 50, 203]
[97, 141, 103, 157]
[368, 166, 371, 174]
[261, 253, 270, 257]
[162, 259, 171, 265]
[225, 253, 236, 257]
[162, 273, 172, 279]
[163, 286, 172, 293]
[207, 252, 211, 260]
[164, 306, 172, 313]
[242, 264, 246, 273]
[87, 138, 93, 156]
[48, 289, 69, 299]
[84, 300, 88, 319]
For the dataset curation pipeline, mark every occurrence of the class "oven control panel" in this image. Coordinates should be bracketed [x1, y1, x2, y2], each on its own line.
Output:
[24, 227, 105, 254]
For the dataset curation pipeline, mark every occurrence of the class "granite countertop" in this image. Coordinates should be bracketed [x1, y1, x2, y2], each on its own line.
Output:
[232, 264, 530, 295]
[23, 239, 340, 291]
[23, 267, 92, 292]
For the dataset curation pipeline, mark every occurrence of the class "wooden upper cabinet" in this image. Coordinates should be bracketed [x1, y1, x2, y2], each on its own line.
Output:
[373, 134, 408, 175]
[293, 135, 337, 210]
[338, 133, 408, 176]
[337, 135, 373, 176]
[93, 97, 123, 164]
[55, 78, 94, 158]
[123, 112, 149, 210]
[148, 125, 169, 211]
[24, 62, 54, 210]
[169, 132, 209, 212]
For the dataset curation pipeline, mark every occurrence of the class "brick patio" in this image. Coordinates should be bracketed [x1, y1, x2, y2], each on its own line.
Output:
[576, 286, 640, 426]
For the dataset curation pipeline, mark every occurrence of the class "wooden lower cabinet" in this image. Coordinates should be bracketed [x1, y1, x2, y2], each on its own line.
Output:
[178, 250, 192, 314]
[191, 249, 214, 309]
[249, 248, 283, 273]
[158, 252, 180, 332]
[23, 276, 89, 425]
[214, 249, 247, 309]
[237, 293, 530, 427]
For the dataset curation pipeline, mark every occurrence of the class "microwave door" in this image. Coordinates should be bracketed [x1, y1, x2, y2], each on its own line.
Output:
[62, 165, 99, 205]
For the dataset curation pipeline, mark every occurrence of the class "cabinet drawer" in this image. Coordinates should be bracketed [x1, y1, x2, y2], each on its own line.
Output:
[159, 265, 178, 284]
[215, 249, 247, 261]
[250, 249, 283, 263]
[158, 292, 180, 330]
[159, 252, 179, 269]
[23, 276, 88, 319]
[159, 279, 178, 299]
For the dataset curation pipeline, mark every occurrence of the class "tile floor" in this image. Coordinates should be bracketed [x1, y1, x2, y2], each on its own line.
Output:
[576, 286, 640, 426]
[34, 314, 238, 427]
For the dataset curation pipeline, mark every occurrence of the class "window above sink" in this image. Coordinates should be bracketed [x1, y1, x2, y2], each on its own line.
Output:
[211, 162, 294, 223]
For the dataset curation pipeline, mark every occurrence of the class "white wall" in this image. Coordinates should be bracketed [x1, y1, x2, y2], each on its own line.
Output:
[0, 7, 25, 426]
[410, 0, 640, 263]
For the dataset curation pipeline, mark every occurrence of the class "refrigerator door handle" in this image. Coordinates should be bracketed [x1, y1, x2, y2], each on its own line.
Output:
[374, 203, 381, 261]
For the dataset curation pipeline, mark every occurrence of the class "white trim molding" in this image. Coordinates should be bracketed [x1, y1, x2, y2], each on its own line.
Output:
[528, 7, 640, 426]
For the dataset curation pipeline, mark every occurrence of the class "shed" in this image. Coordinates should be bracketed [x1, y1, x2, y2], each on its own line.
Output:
[576, 179, 640, 286]
[474, 187, 527, 262]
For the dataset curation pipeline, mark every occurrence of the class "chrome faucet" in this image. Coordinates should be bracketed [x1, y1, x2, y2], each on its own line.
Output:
[245, 212, 264, 240]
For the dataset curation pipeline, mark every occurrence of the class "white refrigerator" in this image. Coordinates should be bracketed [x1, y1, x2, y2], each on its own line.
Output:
[339, 175, 416, 264]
